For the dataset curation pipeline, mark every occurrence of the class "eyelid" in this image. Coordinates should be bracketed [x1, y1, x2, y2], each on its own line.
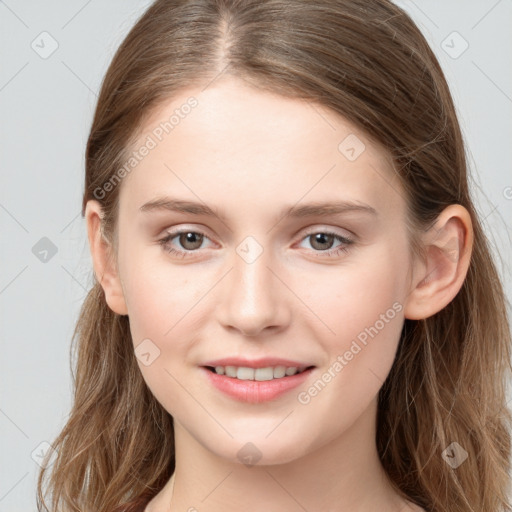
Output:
[159, 224, 215, 240]
[299, 225, 355, 242]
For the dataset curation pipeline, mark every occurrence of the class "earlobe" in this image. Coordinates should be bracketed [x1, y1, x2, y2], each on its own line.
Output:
[85, 200, 128, 316]
[404, 204, 473, 320]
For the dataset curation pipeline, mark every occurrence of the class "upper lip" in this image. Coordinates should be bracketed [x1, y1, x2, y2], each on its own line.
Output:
[201, 357, 314, 371]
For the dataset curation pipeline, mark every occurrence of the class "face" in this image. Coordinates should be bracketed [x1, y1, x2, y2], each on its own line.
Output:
[112, 77, 414, 465]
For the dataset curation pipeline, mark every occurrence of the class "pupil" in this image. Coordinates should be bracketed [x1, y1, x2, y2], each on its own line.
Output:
[181, 232, 202, 249]
[313, 233, 332, 250]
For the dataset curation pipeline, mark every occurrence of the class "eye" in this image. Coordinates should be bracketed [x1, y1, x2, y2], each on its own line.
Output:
[158, 229, 213, 258]
[158, 228, 354, 259]
[298, 229, 354, 257]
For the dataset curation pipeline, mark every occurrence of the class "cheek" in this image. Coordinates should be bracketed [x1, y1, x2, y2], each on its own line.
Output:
[120, 246, 201, 342]
[119, 248, 210, 411]
[120, 227, 410, 424]
[299, 242, 406, 378]
[303, 241, 407, 342]
[294, 243, 408, 420]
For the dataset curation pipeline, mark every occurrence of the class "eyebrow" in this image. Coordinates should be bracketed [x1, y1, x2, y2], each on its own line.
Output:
[139, 197, 378, 221]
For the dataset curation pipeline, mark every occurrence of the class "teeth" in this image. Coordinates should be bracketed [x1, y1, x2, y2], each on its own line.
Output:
[273, 365, 286, 378]
[211, 365, 307, 380]
[225, 366, 237, 378]
[237, 367, 254, 380]
[254, 367, 274, 381]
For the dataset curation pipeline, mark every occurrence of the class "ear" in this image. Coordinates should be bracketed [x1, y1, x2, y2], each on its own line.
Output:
[404, 204, 473, 320]
[85, 200, 128, 315]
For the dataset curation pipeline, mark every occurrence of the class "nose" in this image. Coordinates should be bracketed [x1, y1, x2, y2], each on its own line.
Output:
[215, 243, 291, 338]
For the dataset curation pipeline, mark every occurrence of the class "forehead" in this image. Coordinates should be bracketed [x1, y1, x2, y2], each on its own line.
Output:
[118, 77, 405, 220]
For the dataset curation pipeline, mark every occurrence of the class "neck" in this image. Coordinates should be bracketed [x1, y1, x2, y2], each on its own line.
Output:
[148, 397, 416, 512]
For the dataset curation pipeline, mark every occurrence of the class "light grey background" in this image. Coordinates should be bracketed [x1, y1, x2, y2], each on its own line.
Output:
[0, 1, 511, 510]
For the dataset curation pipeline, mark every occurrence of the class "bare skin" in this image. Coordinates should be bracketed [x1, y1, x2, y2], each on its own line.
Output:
[86, 77, 473, 512]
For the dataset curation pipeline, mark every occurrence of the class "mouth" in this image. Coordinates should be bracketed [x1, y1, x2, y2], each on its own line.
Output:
[200, 363, 316, 403]
[202, 364, 315, 381]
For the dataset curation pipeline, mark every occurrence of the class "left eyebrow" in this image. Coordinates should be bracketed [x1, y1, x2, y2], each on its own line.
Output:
[139, 197, 378, 221]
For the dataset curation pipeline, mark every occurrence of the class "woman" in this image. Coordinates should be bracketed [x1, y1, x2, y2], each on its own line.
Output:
[37, 1, 512, 511]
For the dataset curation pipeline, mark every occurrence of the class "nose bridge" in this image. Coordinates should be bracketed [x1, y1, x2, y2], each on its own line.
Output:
[217, 236, 289, 336]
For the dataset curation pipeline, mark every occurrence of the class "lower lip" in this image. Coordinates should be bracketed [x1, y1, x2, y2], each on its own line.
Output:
[201, 366, 314, 403]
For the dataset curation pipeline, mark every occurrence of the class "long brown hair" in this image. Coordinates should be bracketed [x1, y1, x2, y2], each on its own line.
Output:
[37, 1, 512, 510]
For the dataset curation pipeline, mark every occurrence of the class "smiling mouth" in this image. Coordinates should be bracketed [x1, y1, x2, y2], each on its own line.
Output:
[203, 365, 315, 381]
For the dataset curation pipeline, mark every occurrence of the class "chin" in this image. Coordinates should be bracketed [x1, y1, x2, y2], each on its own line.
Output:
[203, 433, 312, 467]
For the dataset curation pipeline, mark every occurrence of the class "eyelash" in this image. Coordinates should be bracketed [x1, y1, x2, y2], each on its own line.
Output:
[158, 228, 354, 259]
